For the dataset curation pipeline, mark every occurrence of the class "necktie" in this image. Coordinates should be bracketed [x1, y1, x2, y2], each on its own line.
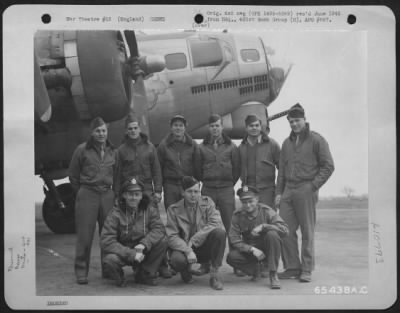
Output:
[213, 141, 218, 150]
[100, 145, 105, 160]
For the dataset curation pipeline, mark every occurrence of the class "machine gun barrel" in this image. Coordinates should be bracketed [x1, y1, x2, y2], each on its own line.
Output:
[267, 109, 290, 122]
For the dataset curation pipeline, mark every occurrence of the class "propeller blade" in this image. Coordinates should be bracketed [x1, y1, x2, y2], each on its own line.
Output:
[123, 30, 150, 136]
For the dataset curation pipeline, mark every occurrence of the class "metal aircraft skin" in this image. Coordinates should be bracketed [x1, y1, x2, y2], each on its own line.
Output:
[34, 30, 289, 233]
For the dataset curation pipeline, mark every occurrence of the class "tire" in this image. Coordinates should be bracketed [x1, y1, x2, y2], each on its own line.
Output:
[42, 183, 76, 234]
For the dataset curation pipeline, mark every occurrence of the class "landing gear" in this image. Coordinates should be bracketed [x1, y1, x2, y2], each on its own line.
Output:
[41, 177, 76, 234]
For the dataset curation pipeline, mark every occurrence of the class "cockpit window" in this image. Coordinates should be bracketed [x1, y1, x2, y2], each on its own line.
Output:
[240, 49, 260, 62]
[190, 39, 223, 68]
[165, 53, 187, 70]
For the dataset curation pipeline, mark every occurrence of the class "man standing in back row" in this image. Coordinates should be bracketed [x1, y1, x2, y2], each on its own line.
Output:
[275, 103, 334, 283]
[157, 115, 200, 210]
[68, 117, 118, 284]
[238, 115, 280, 209]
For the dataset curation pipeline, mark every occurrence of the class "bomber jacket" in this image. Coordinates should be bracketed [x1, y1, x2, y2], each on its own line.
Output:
[276, 123, 334, 194]
[229, 203, 289, 253]
[157, 133, 201, 184]
[100, 195, 166, 260]
[198, 133, 240, 188]
[166, 196, 224, 255]
[114, 133, 162, 196]
[238, 132, 280, 189]
[68, 137, 118, 193]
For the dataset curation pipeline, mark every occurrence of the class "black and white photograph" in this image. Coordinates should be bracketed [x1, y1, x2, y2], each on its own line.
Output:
[3, 4, 396, 310]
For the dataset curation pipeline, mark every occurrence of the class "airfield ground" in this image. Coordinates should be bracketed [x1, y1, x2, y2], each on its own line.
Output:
[35, 198, 368, 297]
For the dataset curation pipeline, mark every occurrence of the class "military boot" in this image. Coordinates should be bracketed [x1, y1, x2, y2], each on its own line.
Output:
[209, 267, 223, 290]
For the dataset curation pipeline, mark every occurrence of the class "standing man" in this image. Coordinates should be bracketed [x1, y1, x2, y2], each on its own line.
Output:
[238, 115, 280, 209]
[275, 103, 334, 282]
[157, 115, 200, 210]
[198, 114, 240, 234]
[166, 176, 226, 290]
[114, 114, 171, 278]
[227, 186, 289, 289]
[68, 117, 118, 284]
[101, 178, 168, 287]
[197, 114, 240, 276]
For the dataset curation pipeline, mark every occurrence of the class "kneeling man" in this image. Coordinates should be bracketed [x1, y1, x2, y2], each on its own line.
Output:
[101, 178, 168, 286]
[227, 186, 289, 289]
[166, 176, 226, 290]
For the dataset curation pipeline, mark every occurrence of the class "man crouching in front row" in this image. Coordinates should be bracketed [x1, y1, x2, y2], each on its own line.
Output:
[166, 176, 226, 290]
[227, 186, 289, 289]
[100, 178, 168, 287]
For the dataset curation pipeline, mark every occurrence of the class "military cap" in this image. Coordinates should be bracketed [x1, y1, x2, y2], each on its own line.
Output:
[208, 113, 222, 124]
[182, 176, 199, 191]
[90, 117, 106, 130]
[121, 177, 144, 193]
[245, 115, 261, 126]
[125, 113, 140, 128]
[237, 185, 259, 200]
[170, 114, 187, 126]
[287, 103, 305, 119]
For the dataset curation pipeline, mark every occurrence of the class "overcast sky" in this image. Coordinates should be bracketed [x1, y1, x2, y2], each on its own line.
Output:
[260, 30, 368, 197]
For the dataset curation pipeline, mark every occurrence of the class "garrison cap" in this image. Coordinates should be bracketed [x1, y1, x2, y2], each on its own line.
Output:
[237, 185, 259, 200]
[182, 176, 199, 191]
[125, 114, 140, 128]
[121, 177, 144, 193]
[287, 103, 305, 119]
[245, 115, 261, 126]
[90, 117, 106, 130]
[208, 114, 222, 124]
[170, 114, 187, 126]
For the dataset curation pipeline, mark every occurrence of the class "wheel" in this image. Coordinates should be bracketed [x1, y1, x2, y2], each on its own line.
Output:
[42, 183, 76, 234]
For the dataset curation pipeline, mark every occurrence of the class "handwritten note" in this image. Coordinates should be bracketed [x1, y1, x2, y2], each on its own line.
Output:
[7, 236, 31, 272]
[371, 223, 384, 263]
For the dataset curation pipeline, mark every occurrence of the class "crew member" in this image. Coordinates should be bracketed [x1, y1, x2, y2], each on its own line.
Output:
[275, 103, 334, 282]
[101, 178, 168, 287]
[196, 114, 240, 276]
[114, 114, 171, 278]
[227, 186, 289, 289]
[68, 117, 118, 284]
[166, 176, 226, 290]
[157, 115, 200, 210]
[238, 115, 280, 208]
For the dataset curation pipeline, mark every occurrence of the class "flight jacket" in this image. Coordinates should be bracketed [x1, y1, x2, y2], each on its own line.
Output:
[157, 132, 201, 184]
[114, 133, 162, 196]
[68, 137, 117, 193]
[229, 203, 289, 253]
[100, 194, 166, 261]
[198, 133, 240, 188]
[276, 123, 335, 194]
[238, 132, 280, 189]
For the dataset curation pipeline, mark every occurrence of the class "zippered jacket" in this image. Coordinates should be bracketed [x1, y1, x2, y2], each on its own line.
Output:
[157, 133, 201, 184]
[166, 196, 224, 254]
[68, 138, 118, 193]
[238, 132, 280, 189]
[276, 123, 334, 194]
[101, 195, 166, 260]
[114, 133, 162, 196]
[198, 133, 240, 188]
[229, 203, 289, 253]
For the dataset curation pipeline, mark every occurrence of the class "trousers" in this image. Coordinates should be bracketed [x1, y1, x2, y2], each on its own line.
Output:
[258, 186, 276, 210]
[163, 183, 183, 210]
[103, 237, 168, 275]
[169, 228, 226, 271]
[201, 186, 235, 232]
[226, 230, 282, 275]
[74, 186, 114, 279]
[279, 182, 318, 272]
